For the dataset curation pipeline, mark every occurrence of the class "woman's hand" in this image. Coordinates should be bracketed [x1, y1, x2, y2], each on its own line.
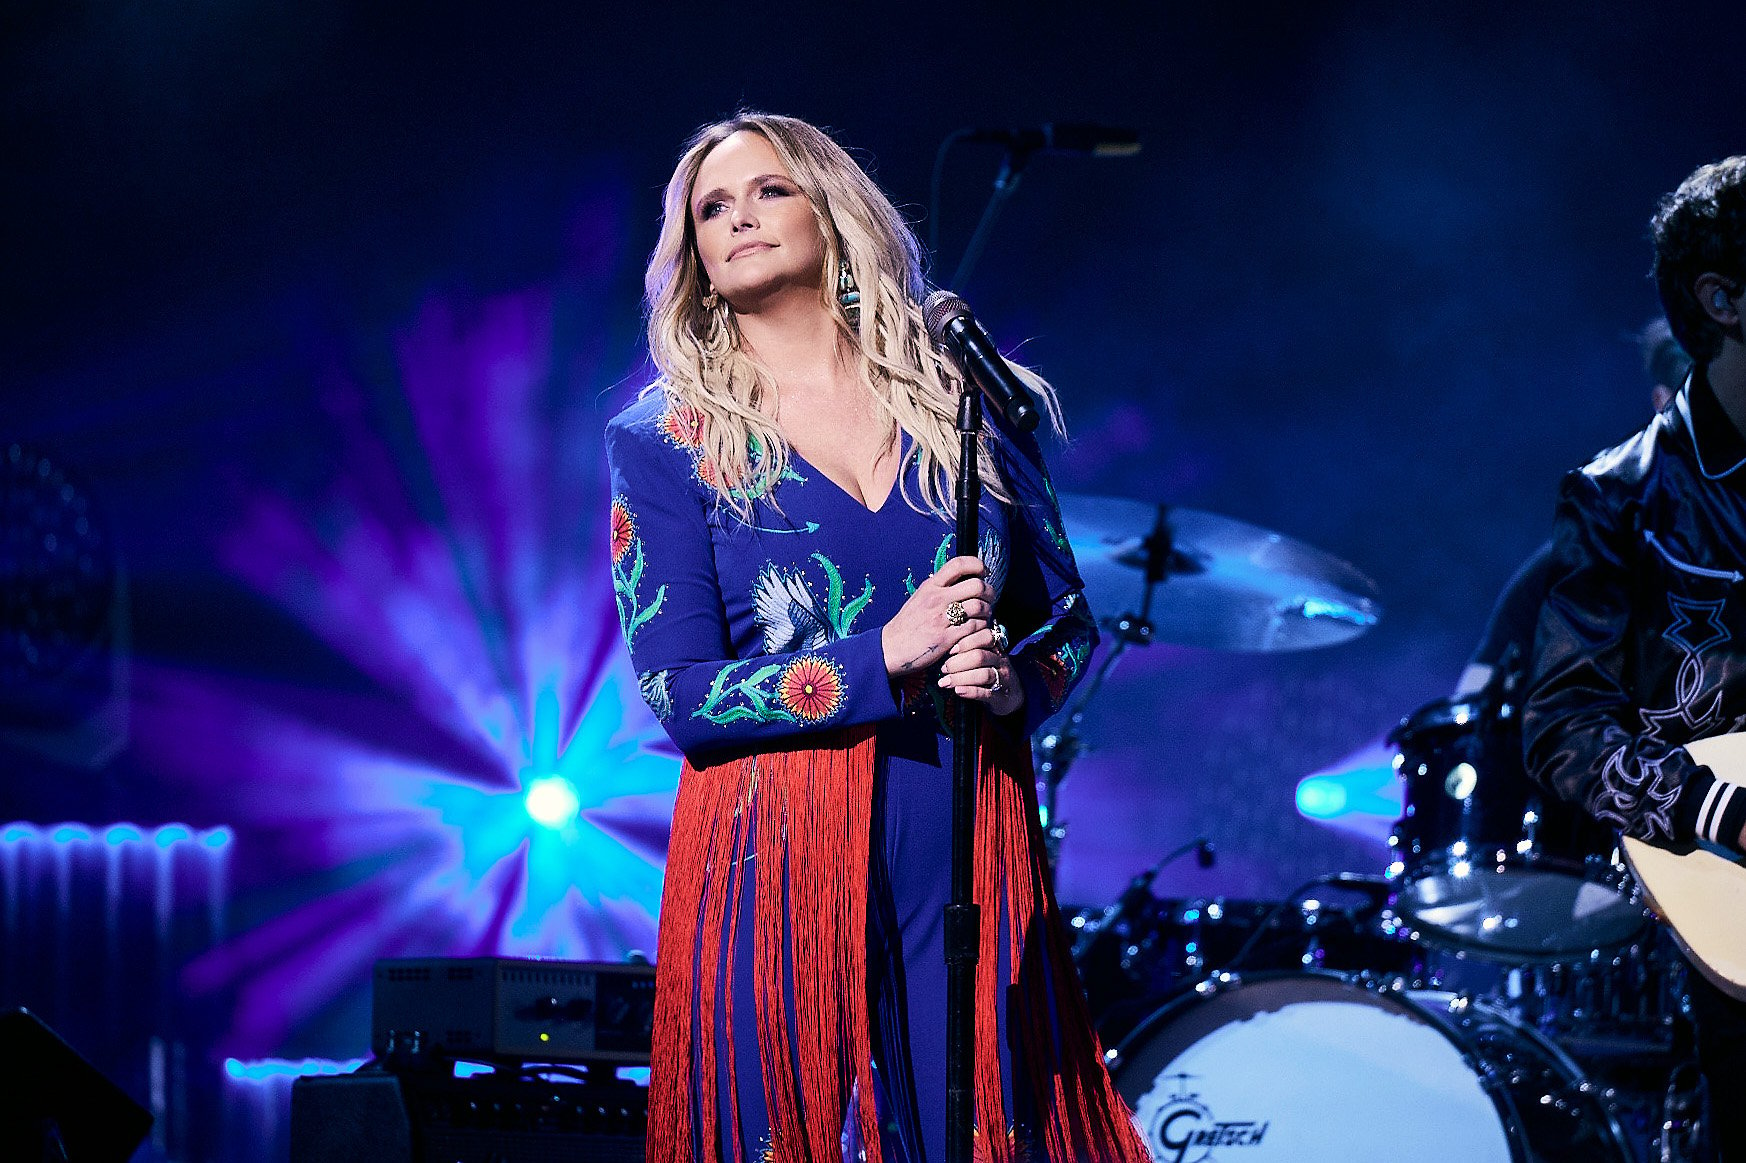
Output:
[938, 623, 1024, 716]
[882, 556, 992, 677]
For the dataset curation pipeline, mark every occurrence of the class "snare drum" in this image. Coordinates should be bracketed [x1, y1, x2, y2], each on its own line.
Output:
[1387, 695, 1647, 959]
[1108, 972, 1629, 1163]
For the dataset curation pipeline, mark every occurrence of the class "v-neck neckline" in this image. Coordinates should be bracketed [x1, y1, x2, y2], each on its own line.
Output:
[787, 431, 909, 515]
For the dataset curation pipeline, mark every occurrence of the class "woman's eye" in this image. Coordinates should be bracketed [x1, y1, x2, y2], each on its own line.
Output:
[760, 184, 792, 199]
[698, 200, 725, 220]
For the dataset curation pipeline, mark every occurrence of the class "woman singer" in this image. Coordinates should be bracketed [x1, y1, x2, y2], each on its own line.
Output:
[606, 111, 1147, 1163]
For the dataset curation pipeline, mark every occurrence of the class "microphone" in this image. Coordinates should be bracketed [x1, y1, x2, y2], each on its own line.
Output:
[961, 123, 1141, 158]
[922, 291, 1041, 432]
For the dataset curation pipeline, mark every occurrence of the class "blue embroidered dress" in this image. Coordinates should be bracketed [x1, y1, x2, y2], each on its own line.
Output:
[607, 392, 1109, 1163]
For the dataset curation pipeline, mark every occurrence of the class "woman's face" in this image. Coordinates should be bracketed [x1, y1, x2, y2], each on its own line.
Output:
[690, 131, 827, 310]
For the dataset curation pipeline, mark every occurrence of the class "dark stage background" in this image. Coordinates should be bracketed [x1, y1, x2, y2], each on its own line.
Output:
[5, 1, 1746, 1156]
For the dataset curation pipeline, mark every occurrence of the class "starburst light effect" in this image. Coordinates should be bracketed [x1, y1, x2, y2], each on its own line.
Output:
[133, 279, 680, 1057]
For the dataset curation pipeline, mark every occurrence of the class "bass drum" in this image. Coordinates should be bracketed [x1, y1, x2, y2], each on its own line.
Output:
[1108, 972, 1628, 1163]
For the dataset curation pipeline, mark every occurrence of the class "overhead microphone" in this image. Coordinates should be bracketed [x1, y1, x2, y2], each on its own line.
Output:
[922, 291, 1041, 432]
[960, 123, 1141, 158]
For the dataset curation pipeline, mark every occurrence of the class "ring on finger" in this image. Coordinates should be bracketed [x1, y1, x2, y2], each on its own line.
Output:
[989, 667, 1004, 693]
[990, 621, 1009, 653]
[945, 600, 968, 627]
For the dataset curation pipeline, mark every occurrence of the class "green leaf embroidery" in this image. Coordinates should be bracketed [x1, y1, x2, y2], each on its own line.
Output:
[612, 534, 668, 645]
[810, 551, 876, 639]
[692, 660, 799, 726]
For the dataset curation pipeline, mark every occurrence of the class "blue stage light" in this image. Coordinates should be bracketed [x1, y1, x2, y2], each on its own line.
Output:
[1, 822, 234, 850]
[154, 824, 191, 848]
[524, 775, 582, 830]
[1293, 758, 1403, 844]
[1296, 777, 1349, 818]
[223, 1057, 368, 1082]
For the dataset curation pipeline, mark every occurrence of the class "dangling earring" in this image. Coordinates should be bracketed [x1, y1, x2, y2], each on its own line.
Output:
[837, 260, 861, 326]
[700, 280, 720, 312]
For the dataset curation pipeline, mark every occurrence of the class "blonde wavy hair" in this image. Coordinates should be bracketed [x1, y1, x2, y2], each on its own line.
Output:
[643, 111, 1061, 516]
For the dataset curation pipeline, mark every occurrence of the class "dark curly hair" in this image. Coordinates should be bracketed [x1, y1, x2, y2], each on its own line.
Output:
[1651, 156, 1746, 363]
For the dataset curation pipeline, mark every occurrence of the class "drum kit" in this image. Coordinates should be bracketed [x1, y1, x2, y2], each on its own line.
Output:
[1051, 494, 1705, 1163]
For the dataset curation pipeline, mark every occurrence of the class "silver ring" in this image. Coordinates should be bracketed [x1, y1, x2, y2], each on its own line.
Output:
[990, 669, 1004, 693]
[945, 600, 968, 627]
[990, 622, 1009, 653]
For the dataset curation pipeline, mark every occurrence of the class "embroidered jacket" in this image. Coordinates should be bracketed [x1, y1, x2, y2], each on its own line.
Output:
[1525, 368, 1746, 854]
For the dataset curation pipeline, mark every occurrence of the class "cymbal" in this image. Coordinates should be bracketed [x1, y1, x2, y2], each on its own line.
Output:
[1058, 494, 1382, 652]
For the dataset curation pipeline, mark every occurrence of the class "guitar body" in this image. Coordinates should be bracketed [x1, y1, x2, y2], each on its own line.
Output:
[1620, 732, 1746, 1001]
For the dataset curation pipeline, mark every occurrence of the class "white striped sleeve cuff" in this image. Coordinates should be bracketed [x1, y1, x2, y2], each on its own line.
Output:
[1689, 767, 1746, 852]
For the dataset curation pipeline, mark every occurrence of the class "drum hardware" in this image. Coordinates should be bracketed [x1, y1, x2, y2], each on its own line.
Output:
[1069, 834, 1215, 963]
[1071, 876, 1431, 1052]
[1220, 871, 1420, 982]
[1059, 493, 1383, 655]
[1659, 1061, 1706, 1163]
[1035, 610, 1156, 875]
[1040, 493, 1384, 875]
[1037, 499, 1171, 875]
[1498, 934, 1689, 1062]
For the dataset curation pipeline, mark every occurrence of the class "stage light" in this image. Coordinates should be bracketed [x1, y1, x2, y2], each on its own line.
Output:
[524, 775, 581, 830]
[1296, 777, 1348, 819]
[223, 1057, 367, 1082]
[131, 284, 680, 1060]
[1293, 743, 1405, 844]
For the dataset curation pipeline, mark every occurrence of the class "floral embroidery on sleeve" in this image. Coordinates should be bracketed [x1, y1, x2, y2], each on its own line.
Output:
[692, 553, 871, 729]
[611, 495, 666, 645]
[777, 656, 846, 722]
[692, 655, 847, 727]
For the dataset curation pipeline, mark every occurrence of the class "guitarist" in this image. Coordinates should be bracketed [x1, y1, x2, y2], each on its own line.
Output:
[1524, 155, 1746, 1159]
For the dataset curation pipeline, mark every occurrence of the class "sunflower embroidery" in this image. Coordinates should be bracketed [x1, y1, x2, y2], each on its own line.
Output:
[661, 402, 706, 449]
[610, 497, 635, 565]
[610, 494, 665, 646]
[777, 655, 845, 722]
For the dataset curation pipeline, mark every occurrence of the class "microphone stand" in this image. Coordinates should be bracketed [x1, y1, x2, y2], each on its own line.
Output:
[945, 383, 982, 1163]
[949, 146, 1032, 292]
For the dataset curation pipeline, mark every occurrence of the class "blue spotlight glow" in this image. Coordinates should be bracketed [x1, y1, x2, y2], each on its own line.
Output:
[524, 775, 582, 830]
[0, 822, 235, 850]
[1292, 751, 1405, 845]
[1296, 777, 1349, 819]
[224, 1057, 368, 1082]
